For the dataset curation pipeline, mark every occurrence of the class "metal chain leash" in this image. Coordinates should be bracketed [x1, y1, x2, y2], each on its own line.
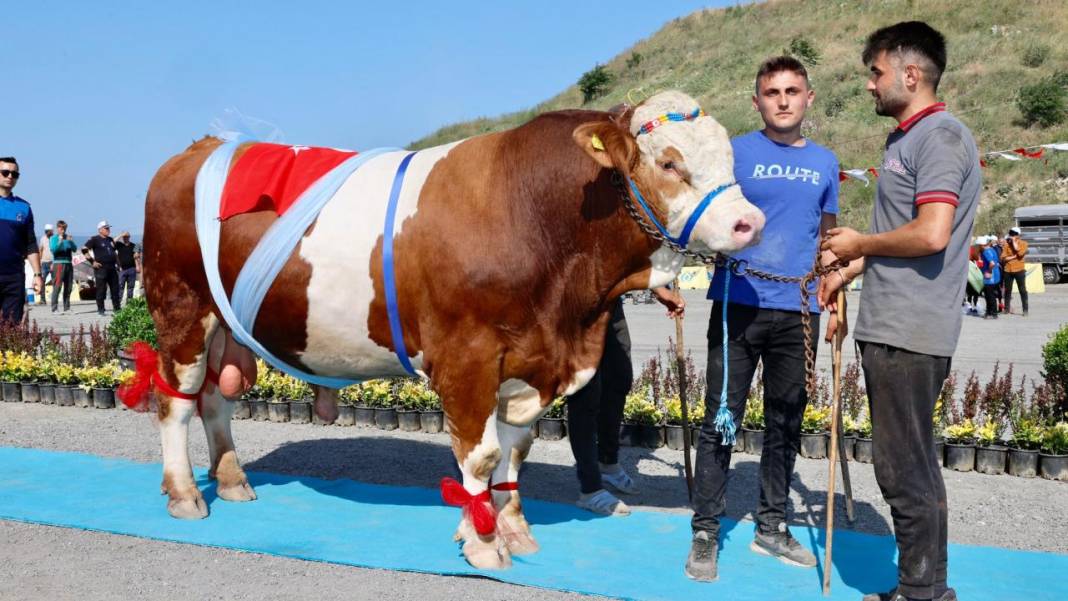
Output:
[613, 173, 845, 396]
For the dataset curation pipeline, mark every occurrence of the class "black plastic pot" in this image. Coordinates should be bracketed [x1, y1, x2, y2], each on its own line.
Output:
[397, 409, 421, 432]
[289, 400, 312, 424]
[934, 437, 945, 465]
[665, 424, 687, 450]
[800, 432, 828, 459]
[336, 405, 355, 426]
[267, 401, 290, 423]
[375, 407, 398, 430]
[39, 382, 56, 404]
[841, 434, 856, 461]
[944, 441, 976, 472]
[854, 438, 873, 463]
[250, 399, 268, 421]
[117, 349, 136, 371]
[92, 387, 115, 409]
[1040, 453, 1068, 481]
[232, 399, 251, 420]
[628, 424, 663, 449]
[420, 410, 444, 433]
[1007, 448, 1039, 478]
[691, 425, 700, 447]
[55, 385, 75, 406]
[744, 428, 765, 456]
[354, 406, 376, 427]
[975, 445, 1007, 475]
[73, 387, 92, 408]
[2, 381, 21, 402]
[538, 417, 566, 440]
[20, 382, 40, 403]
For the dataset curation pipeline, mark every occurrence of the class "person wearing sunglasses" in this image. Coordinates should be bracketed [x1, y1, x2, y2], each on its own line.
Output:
[0, 156, 44, 324]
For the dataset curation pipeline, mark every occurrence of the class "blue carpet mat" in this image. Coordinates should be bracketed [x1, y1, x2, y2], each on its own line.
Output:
[0, 447, 1065, 600]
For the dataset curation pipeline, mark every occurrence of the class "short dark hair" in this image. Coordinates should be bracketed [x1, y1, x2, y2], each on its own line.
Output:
[57, 220, 67, 228]
[862, 21, 947, 90]
[0, 156, 17, 166]
[754, 56, 810, 94]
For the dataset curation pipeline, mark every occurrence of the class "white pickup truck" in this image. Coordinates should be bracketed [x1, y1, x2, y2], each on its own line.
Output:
[1016, 204, 1068, 284]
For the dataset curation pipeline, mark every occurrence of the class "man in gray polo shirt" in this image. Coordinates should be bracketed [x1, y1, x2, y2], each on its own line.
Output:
[820, 21, 977, 601]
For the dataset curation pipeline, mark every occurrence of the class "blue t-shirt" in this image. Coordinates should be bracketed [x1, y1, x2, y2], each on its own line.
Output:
[707, 131, 839, 312]
[980, 246, 1001, 286]
[0, 195, 36, 278]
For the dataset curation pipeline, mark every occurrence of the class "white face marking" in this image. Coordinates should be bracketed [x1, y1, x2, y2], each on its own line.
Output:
[497, 379, 544, 426]
[561, 367, 596, 396]
[631, 91, 765, 255]
[460, 410, 500, 495]
[297, 142, 462, 379]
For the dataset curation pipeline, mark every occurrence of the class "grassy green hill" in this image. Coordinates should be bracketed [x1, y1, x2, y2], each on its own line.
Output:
[411, 0, 1068, 234]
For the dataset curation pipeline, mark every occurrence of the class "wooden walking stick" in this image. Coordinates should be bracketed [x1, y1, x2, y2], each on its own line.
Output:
[672, 280, 694, 501]
[823, 289, 848, 596]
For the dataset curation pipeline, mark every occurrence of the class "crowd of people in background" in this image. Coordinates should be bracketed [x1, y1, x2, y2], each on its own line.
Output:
[0, 155, 140, 324]
[965, 227, 1029, 319]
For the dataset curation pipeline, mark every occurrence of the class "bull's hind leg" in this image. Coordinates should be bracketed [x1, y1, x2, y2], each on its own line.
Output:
[491, 421, 538, 556]
[202, 327, 257, 502]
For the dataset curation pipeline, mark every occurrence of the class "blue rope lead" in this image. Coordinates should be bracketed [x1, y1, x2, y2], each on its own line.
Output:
[713, 272, 737, 446]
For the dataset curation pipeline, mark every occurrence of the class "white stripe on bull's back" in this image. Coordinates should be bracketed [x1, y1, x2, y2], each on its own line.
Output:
[297, 142, 463, 378]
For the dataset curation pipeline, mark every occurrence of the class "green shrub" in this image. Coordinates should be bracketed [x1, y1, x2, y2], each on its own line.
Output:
[544, 397, 567, 419]
[1021, 44, 1050, 68]
[1017, 79, 1067, 127]
[1043, 422, 1068, 455]
[623, 390, 661, 425]
[578, 64, 613, 103]
[1042, 324, 1068, 393]
[107, 296, 157, 351]
[625, 52, 643, 69]
[787, 37, 820, 66]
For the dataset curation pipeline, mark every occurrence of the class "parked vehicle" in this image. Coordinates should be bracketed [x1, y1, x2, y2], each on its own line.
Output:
[1015, 204, 1068, 284]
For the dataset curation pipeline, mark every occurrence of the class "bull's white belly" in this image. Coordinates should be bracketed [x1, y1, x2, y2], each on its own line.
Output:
[294, 142, 462, 379]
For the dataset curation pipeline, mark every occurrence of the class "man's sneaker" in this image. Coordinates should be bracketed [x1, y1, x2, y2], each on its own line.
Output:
[576, 489, 630, 516]
[600, 464, 639, 494]
[684, 530, 718, 582]
[750, 523, 817, 568]
[862, 587, 957, 601]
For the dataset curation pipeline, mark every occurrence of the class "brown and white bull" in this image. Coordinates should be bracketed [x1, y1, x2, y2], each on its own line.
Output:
[137, 91, 763, 569]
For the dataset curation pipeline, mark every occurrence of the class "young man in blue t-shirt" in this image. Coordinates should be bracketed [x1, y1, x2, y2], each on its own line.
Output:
[686, 56, 840, 581]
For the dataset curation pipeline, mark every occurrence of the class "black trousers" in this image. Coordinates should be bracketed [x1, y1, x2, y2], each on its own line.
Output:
[0, 276, 25, 324]
[50, 263, 74, 311]
[566, 300, 632, 494]
[1003, 270, 1028, 313]
[982, 283, 999, 316]
[861, 341, 950, 600]
[691, 303, 818, 536]
[94, 265, 121, 312]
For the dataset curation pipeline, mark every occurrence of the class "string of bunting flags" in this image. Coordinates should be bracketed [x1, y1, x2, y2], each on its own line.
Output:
[838, 141, 1068, 186]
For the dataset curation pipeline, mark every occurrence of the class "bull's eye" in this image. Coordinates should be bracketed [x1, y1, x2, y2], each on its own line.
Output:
[661, 161, 676, 171]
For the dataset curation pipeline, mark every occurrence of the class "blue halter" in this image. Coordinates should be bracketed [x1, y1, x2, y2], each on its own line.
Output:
[625, 178, 735, 249]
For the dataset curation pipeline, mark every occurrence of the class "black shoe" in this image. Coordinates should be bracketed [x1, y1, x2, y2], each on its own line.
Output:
[684, 530, 718, 582]
[98, 310, 105, 316]
[861, 587, 957, 601]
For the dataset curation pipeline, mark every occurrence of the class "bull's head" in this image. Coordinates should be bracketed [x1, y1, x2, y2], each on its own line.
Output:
[573, 90, 765, 255]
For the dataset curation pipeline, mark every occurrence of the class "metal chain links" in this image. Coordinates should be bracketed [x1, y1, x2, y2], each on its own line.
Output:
[613, 173, 845, 397]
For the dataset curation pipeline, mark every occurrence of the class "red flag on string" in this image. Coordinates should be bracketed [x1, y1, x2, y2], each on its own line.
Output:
[1013, 147, 1044, 159]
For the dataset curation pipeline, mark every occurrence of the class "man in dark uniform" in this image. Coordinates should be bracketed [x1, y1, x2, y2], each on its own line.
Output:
[115, 231, 140, 300]
[0, 156, 43, 323]
[82, 220, 121, 315]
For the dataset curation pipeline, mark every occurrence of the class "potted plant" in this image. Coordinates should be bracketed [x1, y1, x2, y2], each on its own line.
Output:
[688, 397, 706, 447]
[265, 372, 290, 423]
[80, 363, 119, 409]
[348, 382, 376, 428]
[414, 381, 444, 433]
[839, 413, 858, 462]
[36, 353, 59, 404]
[0, 351, 24, 402]
[943, 419, 977, 472]
[538, 397, 567, 441]
[854, 415, 873, 464]
[395, 380, 424, 432]
[248, 362, 271, 421]
[335, 385, 357, 426]
[1039, 422, 1068, 482]
[282, 375, 312, 424]
[974, 420, 1007, 475]
[72, 365, 94, 408]
[16, 353, 42, 403]
[1007, 417, 1044, 478]
[799, 403, 830, 459]
[742, 398, 765, 456]
[53, 362, 77, 406]
[664, 396, 688, 451]
[364, 379, 397, 430]
[622, 393, 663, 448]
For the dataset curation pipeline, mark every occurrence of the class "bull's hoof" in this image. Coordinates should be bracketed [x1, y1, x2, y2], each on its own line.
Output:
[462, 536, 512, 570]
[217, 481, 257, 502]
[497, 511, 539, 555]
[167, 493, 208, 519]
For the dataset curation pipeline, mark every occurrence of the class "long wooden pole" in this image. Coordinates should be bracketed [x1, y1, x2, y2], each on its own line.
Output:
[673, 280, 694, 501]
[822, 289, 847, 596]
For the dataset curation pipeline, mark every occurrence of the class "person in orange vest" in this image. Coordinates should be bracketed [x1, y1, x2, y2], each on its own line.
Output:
[1000, 226, 1029, 316]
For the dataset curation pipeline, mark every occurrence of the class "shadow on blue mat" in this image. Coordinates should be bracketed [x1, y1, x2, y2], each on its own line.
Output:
[1, 447, 1065, 601]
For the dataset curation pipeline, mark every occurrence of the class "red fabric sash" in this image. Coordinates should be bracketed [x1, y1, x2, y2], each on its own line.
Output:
[440, 477, 496, 535]
[219, 143, 358, 220]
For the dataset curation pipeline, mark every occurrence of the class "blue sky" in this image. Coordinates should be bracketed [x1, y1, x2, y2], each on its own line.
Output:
[7, 1, 734, 236]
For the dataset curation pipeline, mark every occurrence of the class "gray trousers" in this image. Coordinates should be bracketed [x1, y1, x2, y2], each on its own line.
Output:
[861, 341, 951, 600]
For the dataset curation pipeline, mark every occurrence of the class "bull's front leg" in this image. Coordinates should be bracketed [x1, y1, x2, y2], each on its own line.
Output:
[492, 420, 538, 556]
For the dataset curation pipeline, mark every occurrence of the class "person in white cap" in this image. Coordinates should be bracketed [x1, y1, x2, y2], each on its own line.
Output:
[36, 223, 54, 304]
[1000, 226, 1029, 316]
[81, 220, 121, 315]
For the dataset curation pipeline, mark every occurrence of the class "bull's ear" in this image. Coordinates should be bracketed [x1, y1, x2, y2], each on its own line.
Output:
[573, 121, 636, 172]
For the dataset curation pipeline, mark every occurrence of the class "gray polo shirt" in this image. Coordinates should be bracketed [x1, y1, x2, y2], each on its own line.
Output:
[854, 105, 981, 357]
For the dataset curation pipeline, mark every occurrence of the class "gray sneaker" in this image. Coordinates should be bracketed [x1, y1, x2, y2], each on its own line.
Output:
[750, 523, 817, 568]
[684, 530, 718, 582]
[862, 587, 957, 601]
